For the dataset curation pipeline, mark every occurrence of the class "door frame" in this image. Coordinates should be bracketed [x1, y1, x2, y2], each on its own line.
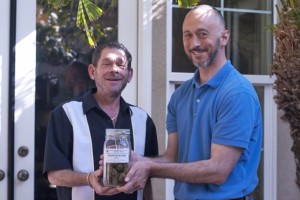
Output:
[13, 0, 36, 199]
[0, 0, 11, 199]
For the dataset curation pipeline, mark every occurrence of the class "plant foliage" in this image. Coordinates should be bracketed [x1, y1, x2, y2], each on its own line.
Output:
[44, 0, 200, 47]
[271, 0, 300, 189]
[38, 0, 117, 65]
[177, 0, 200, 7]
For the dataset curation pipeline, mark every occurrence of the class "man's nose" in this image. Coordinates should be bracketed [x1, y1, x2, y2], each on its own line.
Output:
[111, 64, 119, 73]
[191, 35, 201, 46]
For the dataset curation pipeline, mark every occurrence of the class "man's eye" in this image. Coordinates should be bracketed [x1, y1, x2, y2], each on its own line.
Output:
[183, 34, 191, 39]
[116, 63, 126, 69]
[198, 32, 208, 38]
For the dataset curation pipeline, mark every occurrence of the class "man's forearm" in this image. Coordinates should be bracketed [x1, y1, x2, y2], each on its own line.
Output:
[149, 160, 224, 185]
[48, 169, 89, 187]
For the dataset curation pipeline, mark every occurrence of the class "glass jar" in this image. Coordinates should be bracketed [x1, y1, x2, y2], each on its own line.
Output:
[103, 129, 131, 187]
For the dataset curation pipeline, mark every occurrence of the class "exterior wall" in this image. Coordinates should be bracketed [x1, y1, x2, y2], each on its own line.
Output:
[151, 0, 167, 199]
[277, 110, 300, 200]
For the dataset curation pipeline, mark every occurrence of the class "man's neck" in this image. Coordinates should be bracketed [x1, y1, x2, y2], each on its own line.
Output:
[198, 57, 226, 84]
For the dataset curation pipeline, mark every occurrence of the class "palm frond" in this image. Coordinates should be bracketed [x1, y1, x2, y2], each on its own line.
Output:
[82, 0, 102, 22]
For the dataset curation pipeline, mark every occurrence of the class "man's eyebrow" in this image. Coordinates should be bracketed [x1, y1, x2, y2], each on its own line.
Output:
[101, 57, 113, 62]
[116, 57, 126, 62]
[183, 28, 209, 34]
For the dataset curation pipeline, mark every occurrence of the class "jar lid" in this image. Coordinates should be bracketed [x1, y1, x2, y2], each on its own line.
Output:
[105, 129, 130, 137]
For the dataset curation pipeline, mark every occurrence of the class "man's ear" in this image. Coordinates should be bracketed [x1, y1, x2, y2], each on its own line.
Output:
[88, 64, 96, 80]
[220, 30, 230, 46]
[128, 68, 133, 83]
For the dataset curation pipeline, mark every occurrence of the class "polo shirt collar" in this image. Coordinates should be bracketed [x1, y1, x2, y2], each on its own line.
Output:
[192, 60, 233, 89]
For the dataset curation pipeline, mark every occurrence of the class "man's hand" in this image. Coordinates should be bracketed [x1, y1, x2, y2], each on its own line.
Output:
[98, 151, 148, 194]
[117, 160, 152, 194]
[89, 168, 120, 195]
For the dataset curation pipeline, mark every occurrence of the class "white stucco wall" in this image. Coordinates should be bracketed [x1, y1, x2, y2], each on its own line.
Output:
[277, 110, 300, 200]
[151, 0, 167, 199]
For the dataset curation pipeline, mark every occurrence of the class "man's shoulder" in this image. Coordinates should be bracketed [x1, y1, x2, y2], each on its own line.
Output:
[129, 105, 148, 116]
[51, 99, 82, 114]
[170, 78, 194, 102]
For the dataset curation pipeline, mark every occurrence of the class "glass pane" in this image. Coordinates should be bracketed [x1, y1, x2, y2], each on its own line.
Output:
[35, 1, 118, 199]
[225, 0, 272, 10]
[225, 11, 273, 75]
[253, 86, 265, 200]
[172, 7, 195, 73]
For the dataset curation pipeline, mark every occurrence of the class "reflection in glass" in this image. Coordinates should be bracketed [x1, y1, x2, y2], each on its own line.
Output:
[253, 86, 265, 200]
[225, 11, 273, 75]
[172, 7, 195, 73]
[35, 1, 118, 199]
[225, 0, 272, 10]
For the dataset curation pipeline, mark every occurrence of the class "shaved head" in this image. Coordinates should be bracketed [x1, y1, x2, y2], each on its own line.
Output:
[186, 5, 225, 32]
[182, 4, 230, 69]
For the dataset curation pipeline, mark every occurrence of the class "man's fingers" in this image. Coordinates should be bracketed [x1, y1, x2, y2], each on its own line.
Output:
[94, 185, 120, 196]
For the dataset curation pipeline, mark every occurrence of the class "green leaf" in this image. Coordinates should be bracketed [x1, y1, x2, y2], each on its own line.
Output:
[83, 19, 96, 47]
[82, 0, 103, 22]
[177, 0, 200, 8]
[290, 0, 295, 8]
[76, 0, 97, 47]
[48, 0, 71, 9]
[85, 28, 96, 47]
[76, 0, 85, 28]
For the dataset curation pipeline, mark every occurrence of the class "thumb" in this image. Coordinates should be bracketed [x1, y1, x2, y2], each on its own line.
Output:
[124, 168, 135, 182]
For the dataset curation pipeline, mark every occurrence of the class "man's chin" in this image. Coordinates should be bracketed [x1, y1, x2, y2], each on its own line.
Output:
[193, 61, 209, 69]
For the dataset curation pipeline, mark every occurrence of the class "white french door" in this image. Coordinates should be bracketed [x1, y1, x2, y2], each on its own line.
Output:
[0, 0, 147, 199]
[0, 0, 37, 199]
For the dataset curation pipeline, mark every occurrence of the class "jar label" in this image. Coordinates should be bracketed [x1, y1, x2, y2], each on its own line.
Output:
[104, 148, 130, 163]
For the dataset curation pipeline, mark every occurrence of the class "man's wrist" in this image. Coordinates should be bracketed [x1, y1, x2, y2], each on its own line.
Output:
[87, 172, 93, 188]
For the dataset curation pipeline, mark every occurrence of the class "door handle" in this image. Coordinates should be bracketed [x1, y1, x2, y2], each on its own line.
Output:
[0, 169, 5, 181]
[17, 170, 29, 181]
[18, 146, 29, 157]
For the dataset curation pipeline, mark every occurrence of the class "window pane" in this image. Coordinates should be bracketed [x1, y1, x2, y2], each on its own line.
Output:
[225, 11, 273, 75]
[35, 1, 118, 199]
[253, 86, 265, 200]
[225, 0, 272, 10]
[172, 7, 195, 73]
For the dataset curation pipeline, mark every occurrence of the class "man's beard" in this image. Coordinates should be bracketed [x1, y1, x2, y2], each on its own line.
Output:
[192, 38, 221, 69]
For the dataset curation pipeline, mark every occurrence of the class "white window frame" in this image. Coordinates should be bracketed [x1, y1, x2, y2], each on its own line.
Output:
[119, 0, 153, 115]
[166, 1, 277, 199]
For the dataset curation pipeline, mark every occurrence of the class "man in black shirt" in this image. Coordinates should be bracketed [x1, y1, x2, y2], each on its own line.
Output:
[43, 42, 158, 200]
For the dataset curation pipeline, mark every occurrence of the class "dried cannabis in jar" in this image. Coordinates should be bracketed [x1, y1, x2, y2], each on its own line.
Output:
[103, 129, 131, 187]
